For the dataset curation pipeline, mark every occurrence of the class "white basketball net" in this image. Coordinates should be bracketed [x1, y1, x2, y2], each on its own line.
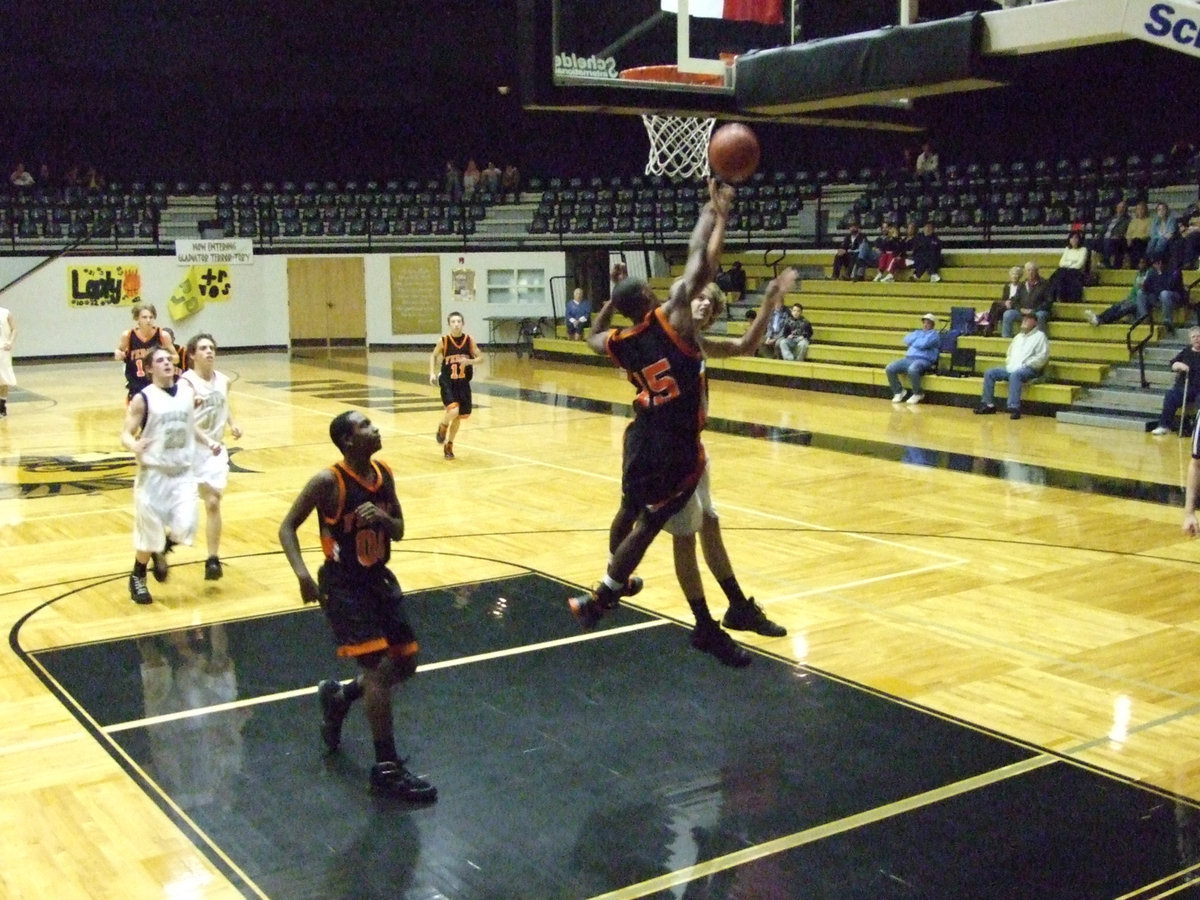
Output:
[641, 114, 715, 180]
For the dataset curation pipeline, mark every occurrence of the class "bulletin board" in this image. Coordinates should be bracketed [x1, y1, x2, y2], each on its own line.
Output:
[390, 256, 442, 335]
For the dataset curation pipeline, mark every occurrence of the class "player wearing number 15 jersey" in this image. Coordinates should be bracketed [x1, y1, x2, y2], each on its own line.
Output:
[567, 178, 734, 629]
[429, 311, 484, 460]
[607, 306, 707, 512]
[278, 410, 437, 803]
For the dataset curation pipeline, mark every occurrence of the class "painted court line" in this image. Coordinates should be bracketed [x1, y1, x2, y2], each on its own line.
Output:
[591, 755, 1058, 900]
[101, 619, 669, 734]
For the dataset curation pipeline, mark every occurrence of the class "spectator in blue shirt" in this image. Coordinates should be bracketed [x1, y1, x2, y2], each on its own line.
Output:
[885, 313, 942, 405]
[564, 288, 592, 341]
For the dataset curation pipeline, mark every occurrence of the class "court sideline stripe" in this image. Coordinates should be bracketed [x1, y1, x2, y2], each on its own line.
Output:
[589, 755, 1058, 900]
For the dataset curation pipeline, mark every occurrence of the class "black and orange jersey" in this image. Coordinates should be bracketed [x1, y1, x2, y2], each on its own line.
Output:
[123, 327, 165, 395]
[319, 460, 398, 575]
[438, 333, 478, 382]
[606, 306, 706, 436]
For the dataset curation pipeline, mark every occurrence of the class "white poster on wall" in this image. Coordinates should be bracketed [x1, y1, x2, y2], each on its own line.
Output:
[174, 239, 255, 265]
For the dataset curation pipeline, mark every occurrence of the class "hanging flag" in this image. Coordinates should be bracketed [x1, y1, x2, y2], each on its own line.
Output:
[167, 268, 204, 321]
[166, 265, 231, 321]
[661, 0, 783, 25]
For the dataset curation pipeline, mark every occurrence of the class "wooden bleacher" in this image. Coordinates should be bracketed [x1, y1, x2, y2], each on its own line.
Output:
[533, 250, 1170, 415]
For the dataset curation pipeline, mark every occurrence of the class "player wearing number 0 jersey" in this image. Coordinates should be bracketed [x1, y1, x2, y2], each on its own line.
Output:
[278, 411, 437, 802]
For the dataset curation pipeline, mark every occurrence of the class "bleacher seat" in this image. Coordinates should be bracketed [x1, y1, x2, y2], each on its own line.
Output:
[1020, 206, 1044, 226]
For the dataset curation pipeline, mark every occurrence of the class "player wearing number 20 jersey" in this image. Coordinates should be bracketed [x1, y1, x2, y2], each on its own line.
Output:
[606, 305, 707, 513]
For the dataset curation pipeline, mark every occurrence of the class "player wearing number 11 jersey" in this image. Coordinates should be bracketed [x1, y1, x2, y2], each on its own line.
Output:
[430, 311, 484, 460]
[278, 410, 437, 803]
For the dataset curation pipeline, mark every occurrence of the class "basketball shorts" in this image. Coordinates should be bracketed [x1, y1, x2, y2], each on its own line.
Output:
[133, 466, 197, 552]
[318, 563, 417, 659]
[621, 422, 704, 516]
[439, 375, 473, 417]
[663, 459, 717, 537]
[0, 350, 15, 387]
[193, 444, 230, 492]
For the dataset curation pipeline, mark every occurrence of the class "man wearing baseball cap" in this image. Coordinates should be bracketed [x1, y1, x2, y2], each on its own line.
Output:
[974, 310, 1050, 420]
[884, 312, 941, 405]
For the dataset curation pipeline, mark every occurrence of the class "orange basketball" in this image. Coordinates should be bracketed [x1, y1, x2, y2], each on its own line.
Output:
[708, 123, 760, 184]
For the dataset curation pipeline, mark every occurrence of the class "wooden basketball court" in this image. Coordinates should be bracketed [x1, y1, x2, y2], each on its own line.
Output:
[4, 347, 1200, 898]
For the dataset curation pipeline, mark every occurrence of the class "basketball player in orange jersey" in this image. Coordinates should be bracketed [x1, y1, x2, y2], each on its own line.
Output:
[429, 311, 483, 460]
[115, 302, 178, 401]
[568, 178, 734, 628]
[278, 410, 437, 803]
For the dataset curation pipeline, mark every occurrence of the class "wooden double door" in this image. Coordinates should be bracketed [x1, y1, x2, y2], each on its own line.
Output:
[286, 257, 366, 350]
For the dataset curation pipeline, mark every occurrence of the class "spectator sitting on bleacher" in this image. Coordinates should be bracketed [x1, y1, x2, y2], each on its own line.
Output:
[984, 265, 1023, 337]
[1126, 201, 1151, 267]
[974, 310, 1049, 420]
[909, 221, 943, 283]
[915, 141, 939, 184]
[1096, 200, 1130, 270]
[1045, 230, 1091, 303]
[760, 300, 792, 358]
[1150, 327, 1200, 435]
[778, 303, 813, 361]
[902, 221, 918, 264]
[884, 313, 941, 405]
[716, 261, 746, 296]
[9, 162, 34, 189]
[1001, 262, 1051, 338]
[462, 159, 481, 198]
[565, 288, 592, 342]
[831, 223, 866, 280]
[1138, 254, 1186, 335]
[874, 225, 907, 282]
[1085, 258, 1150, 326]
[444, 161, 462, 199]
[482, 162, 502, 195]
[1177, 195, 1200, 270]
[501, 163, 520, 201]
[853, 229, 878, 281]
[1148, 202, 1177, 261]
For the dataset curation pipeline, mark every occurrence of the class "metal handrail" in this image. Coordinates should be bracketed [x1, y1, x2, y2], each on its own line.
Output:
[1126, 312, 1157, 389]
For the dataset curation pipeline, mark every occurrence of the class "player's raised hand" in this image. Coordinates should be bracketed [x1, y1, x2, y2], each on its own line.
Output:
[708, 178, 734, 217]
[775, 266, 799, 295]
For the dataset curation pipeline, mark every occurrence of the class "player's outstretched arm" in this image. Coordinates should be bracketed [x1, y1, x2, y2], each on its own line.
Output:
[669, 179, 734, 321]
[585, 299, 618, 354]
[702, 267, 798, 359]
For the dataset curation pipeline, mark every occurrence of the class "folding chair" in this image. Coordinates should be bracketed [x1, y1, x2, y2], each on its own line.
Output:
[949, 306, 977, 336]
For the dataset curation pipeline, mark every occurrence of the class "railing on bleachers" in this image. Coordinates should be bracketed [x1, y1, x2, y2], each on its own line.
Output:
[0, 147, 1193, 255]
